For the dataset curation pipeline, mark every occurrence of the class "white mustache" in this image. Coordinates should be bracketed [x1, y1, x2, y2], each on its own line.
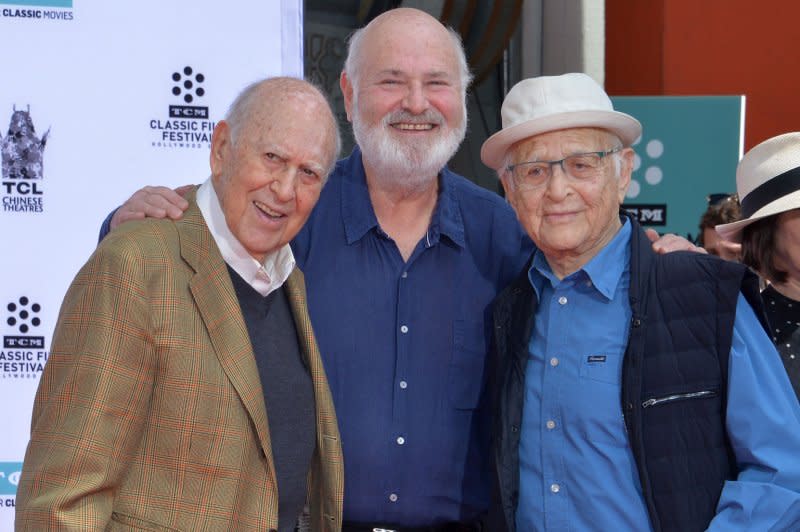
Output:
[382, 109, 444, 127]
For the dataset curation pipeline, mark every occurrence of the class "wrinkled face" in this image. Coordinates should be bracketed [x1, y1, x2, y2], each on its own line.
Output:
[501, 128, 633, 269]
[343, 14, 466, 183]
[773, 208, 800, 280]
[210, 92, 333, 262]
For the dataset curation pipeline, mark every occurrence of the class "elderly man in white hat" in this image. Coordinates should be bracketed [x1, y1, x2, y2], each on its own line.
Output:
[717, 132, 800, 400]
[483, 73, 800, 532]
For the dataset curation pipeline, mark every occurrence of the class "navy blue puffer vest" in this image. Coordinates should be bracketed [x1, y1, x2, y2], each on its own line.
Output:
[489, 212, 767, 532]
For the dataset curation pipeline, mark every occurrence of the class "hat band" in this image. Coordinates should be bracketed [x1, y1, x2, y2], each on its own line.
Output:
[740, 164, 800, 218]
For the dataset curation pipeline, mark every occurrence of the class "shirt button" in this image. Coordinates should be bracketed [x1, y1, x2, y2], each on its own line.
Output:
[396, 436, 405, 445]
[558, 296, 568, 305]
[389, 493, 398, 502]
[400, 325, 409, 333]
[550, 357, 559, 367]
[551, 483, 560, 493]
[546, 420, 556, 429]
[399, 380, 408, 389]
[401, 271, 408, 278]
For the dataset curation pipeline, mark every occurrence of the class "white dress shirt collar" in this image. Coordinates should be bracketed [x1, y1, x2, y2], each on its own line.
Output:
[196, 178, 295, 297]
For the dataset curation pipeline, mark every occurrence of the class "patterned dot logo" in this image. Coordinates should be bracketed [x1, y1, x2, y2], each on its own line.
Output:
[627, 138, 665, 199]
[6, 296, 41, 334]
[171, 66, 206, 104]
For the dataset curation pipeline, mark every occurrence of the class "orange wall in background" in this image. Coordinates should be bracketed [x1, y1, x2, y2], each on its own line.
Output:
[606, 0, 800, 150]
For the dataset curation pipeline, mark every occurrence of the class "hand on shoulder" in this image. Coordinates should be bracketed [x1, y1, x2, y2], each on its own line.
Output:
[110, 185, 192, 229]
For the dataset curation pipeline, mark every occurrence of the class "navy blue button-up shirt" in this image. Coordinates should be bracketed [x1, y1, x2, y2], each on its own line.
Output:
[292, 148, 532, 525]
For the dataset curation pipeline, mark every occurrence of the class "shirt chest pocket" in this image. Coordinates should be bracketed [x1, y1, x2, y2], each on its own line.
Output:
[579, 353, 622, 385]
[577, 353, 627, 446]
[449, 319, 489, 409]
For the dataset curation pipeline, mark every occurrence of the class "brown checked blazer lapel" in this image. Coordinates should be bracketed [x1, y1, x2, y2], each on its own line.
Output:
[179, 198, 277, 479]
[180, 196, 343, 528]
[285, 269, 344, 529]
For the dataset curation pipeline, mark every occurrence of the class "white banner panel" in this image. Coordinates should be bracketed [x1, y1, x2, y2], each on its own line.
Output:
[0, 0, 302, 524]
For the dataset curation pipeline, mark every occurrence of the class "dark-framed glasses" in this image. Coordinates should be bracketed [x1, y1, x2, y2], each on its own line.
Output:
[506, 146, 622, 190]
[706, 192, 737, 206]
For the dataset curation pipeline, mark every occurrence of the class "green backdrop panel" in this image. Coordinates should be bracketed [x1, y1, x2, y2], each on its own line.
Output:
[611, 96, 744, 241]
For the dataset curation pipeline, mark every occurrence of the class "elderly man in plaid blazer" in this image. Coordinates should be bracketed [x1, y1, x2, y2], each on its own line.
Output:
[15, 77, 344, 531]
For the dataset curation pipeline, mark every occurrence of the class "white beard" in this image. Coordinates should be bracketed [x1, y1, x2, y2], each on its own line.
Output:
[352, 100, 467, 191]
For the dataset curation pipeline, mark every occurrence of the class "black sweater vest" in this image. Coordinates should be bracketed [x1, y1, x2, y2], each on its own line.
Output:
[227, 266, 316, 532]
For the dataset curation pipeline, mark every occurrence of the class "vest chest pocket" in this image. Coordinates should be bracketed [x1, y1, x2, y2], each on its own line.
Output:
[449, 319, 489, 409]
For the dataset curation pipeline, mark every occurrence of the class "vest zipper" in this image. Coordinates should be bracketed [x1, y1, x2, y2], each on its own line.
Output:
[642, 389, 717, 408]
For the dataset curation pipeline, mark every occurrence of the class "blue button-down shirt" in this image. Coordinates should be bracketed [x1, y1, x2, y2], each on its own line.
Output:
[292, 148, 532, 525]
[517, 219, 800, 531]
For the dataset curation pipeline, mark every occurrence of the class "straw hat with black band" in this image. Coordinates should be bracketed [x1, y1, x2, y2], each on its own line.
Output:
[716, 132, 800, 242]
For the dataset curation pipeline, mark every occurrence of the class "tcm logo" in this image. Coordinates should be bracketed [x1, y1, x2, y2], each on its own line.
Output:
[151, 66, 215, 149]
[625, 204, 667, 226]
[0, 462, 22, 496]
[4, 296, 44, 350]
[627, 138, 666, 200]
[169, 66, 208, 119]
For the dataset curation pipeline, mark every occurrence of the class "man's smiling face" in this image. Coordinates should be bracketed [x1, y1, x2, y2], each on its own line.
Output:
[342, 8, 466, 183]
[210, 88, 333, 262]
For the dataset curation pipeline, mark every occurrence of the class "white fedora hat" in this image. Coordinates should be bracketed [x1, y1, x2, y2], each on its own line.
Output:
[480, 73, 642, 171]
[716, 132, 800, 241]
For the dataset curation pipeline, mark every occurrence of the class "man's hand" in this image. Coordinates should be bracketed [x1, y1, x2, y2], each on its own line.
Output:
[109, 185, 192, 230]
[714, 240, 743, 261]
[645, 228, 707, 254]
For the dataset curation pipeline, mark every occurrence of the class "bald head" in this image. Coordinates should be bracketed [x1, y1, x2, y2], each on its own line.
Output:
[209, 76, 339, 262]
[224, 77, 340, 175]
[344, 8, 472, 94]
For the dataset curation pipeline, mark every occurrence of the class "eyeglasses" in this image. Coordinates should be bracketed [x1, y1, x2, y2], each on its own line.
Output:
[706, 193, 738, 206]
[506, 146, 622, 190]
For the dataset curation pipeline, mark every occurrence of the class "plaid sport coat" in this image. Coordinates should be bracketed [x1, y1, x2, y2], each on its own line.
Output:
[15, 193, 343, 531]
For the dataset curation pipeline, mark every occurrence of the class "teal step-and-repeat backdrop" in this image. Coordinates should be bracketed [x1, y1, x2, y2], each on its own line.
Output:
[612, 96, 745, 242]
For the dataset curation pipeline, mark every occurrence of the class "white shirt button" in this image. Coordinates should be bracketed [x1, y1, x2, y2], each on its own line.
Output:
[400, 325, 409, 333]
[396, 436, 405, 445]
[550, 357, 559, 367]
[401, 271, 408, 278]
[399, 380, 408, 389]
[546, 420, 556, 429]
[551, 483, 560, 493]
[558, 296, 568, 305]
[389, 493, 398, 502]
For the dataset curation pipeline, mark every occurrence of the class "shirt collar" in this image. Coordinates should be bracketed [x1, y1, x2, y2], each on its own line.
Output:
[529, 217, 631, 301]
[340, 146, 466, 249]
[197, 178, 295, 297]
